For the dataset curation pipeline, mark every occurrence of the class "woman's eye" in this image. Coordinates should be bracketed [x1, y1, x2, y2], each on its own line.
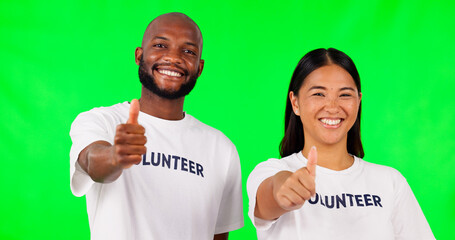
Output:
[340, 94, 352, 97]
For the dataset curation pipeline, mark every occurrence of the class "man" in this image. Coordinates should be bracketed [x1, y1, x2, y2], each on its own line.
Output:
[69, 12, 243, 240]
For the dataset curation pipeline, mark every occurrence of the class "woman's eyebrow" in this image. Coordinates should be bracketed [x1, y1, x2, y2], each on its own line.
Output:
[308, 86, 356, 91]
[340, 87, 356, 91]
[309, 86, 326, 90]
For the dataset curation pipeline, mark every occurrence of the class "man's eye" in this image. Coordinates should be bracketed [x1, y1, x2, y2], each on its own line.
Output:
[184, 49, 196, 55]
[153, 44, 165, 48]
[340, 94, 352, 97]
[313, 93, 324, 97]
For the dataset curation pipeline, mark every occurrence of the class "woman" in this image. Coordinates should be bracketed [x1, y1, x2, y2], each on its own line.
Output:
[247, 48, 434, 239]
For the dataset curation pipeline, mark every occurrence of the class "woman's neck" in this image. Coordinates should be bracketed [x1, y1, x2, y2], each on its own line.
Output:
[301, 139, 354, 171]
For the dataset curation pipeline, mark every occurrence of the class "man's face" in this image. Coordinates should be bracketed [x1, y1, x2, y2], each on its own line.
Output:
[136, 16, 204, 99]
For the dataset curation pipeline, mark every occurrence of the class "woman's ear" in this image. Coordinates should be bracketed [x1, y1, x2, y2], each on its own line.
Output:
[289, 91, 300, 116]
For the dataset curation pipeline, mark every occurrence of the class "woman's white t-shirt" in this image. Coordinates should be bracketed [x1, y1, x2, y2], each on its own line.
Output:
[247, 152, 435, 240]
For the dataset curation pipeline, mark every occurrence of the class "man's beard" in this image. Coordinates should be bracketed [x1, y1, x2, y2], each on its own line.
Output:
[138, 57, 198, 100]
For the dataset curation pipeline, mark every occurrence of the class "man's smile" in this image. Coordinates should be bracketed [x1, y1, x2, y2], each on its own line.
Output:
[153, 65, 186, 80]
[157, 69, 183, 77]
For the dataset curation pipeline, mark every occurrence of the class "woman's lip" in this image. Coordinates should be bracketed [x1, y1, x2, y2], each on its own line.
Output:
[319, 118, 343, 128]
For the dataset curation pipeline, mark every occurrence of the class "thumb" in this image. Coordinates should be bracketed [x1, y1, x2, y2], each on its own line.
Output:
[127, 99, 140, 124]
[306, 146, 318, 177]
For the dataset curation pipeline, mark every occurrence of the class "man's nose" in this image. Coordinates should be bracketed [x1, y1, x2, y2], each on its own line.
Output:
[162, 49, 182, 64]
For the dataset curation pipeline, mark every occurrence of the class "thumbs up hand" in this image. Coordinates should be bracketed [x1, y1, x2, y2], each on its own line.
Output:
[112, 99, 147, 169]
[272, 146, 317, 211]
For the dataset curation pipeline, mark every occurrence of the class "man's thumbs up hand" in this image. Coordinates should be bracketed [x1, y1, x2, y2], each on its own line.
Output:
[113, 99, 147, 169]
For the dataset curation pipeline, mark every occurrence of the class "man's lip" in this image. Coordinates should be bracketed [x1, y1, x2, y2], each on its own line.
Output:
[154, 69, 184, 78]
[154, 65, 185, 76]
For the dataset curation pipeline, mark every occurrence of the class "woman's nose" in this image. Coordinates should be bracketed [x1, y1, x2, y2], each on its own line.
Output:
[324, 98, 340, 113]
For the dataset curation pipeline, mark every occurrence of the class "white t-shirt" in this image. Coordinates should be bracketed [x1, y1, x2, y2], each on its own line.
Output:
[69, 102, 244, 240]
[247, 152, 435, 240]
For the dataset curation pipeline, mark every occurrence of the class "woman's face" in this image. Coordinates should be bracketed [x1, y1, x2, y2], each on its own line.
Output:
[290, 64, 362, 147]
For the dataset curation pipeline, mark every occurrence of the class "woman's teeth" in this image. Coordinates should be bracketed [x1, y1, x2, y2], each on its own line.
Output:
[320, 118, 341, 125]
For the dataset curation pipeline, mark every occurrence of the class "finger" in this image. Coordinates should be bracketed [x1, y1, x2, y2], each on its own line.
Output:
[290, 181, 312, 200]
[119, 155, 143, 169]
[116, 124, 145, 134]
[114, 153, 140, 163]
[276, 195, 293, 210]
[297, 174, 316, 196]
[127, 99, 140, 124]
[115, 133, 147, 145]
[279, 191, 304, 209]
[116, 145, 147, 155]
[293, 170, 316, 197]
[307, 146, 318, 177]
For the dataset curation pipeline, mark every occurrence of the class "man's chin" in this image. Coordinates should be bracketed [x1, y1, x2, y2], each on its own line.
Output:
[141, 80, 196, 100]
[139, 65, 197, 99]
[154, 88, 185, 99]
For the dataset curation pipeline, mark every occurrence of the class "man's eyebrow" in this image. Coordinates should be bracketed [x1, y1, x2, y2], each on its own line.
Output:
[152, 36, 169, 41]
[185, 42, 198, 48]
[151, 36, 198, 48]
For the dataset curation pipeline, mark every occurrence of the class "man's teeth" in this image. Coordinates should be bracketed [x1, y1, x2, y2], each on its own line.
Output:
[320, 119, 341, 125]
[158, 69, 182, 77]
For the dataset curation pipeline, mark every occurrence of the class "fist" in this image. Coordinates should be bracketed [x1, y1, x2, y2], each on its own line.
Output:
[273, 146, 317, 211]
[113, 99, 147, 168]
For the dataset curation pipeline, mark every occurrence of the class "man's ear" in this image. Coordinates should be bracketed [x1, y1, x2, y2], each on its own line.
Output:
[289, 91, 300, 116]
[135, 47, 143, 65]
[198, 59, 205, 77]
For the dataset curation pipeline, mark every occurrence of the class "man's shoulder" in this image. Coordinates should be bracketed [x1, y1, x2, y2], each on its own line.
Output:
[84, 101, 128, 114]
[77, 102, 128, 118]
[186, 114, 235, 147]
[71, 102, 128, 128]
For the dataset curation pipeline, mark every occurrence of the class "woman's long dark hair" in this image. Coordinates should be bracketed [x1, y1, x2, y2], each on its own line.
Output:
[279, 48, 364, 158]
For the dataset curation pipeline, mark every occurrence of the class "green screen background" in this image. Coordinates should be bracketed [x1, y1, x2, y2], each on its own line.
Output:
[1, 0, 454, 239]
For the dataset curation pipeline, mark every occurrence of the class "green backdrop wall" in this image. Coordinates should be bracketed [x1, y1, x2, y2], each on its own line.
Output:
[1, 0, 454, 239]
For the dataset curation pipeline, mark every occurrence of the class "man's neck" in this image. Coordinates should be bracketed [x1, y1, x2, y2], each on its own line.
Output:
[138, 87, 185, 120]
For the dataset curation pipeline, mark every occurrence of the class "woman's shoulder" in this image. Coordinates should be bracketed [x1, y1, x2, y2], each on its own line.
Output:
[252, 153, 302, 172]
[359, 158, 406, 180]
[247, 154, 301, 191]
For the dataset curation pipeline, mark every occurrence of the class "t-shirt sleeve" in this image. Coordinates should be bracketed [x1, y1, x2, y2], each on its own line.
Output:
[246, 158, 291, 231]
[214, 144, 244, 234]
[391, 170, 435, 240]
[69, 110, 115, 197]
